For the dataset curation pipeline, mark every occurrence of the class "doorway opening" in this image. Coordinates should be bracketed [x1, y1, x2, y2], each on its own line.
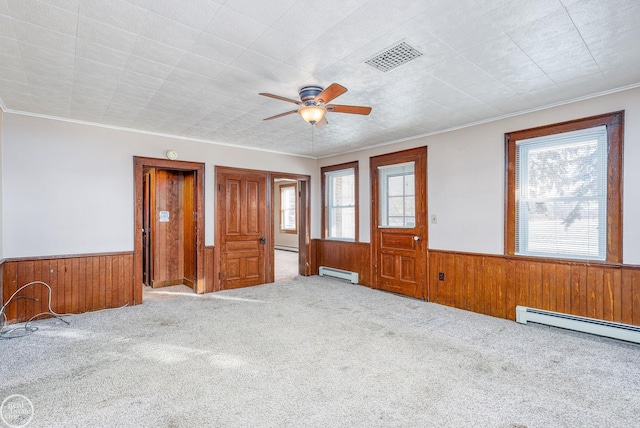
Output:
[143, 168, 197, 290]
[273, 178, 300, 282]
[134, 157, 205, 303]
[271, 173, 311, 283]
[215, 166, 310, 291]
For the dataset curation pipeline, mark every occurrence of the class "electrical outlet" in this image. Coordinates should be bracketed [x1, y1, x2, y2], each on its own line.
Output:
[438, 272, 445, 281]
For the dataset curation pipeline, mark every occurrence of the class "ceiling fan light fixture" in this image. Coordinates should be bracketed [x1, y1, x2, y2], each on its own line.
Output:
[298, 105, 326, 124]
[260, 83, 370, 125]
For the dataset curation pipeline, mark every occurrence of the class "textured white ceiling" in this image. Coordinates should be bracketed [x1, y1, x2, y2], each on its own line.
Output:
[1, 0, 639, 157]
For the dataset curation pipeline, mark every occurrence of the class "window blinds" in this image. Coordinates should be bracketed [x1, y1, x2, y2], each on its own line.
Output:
[515, 125, 607, 260]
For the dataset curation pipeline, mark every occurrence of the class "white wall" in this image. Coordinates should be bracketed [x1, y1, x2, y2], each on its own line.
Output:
[4, 87, 640, 263]
[2, 114, 317, 258]
[318, 87, 640, 265]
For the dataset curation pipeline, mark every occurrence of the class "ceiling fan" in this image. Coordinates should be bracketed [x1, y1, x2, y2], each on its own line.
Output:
[259, 83, 372, 127]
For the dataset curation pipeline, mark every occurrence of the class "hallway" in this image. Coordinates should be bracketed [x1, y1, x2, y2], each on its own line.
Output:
[274, 249, 298, 282]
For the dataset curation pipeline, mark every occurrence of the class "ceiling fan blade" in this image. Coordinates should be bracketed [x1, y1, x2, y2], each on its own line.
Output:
[263, 109, 299, 121]
[315, 116, 328, 128]
[315, 83, 347, 104]
[326, 104, 372, 115]
[259, 93, 302, 105]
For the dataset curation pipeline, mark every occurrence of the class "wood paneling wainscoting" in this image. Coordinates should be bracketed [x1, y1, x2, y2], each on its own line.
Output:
[0, 259, 4, 318]
[313, 239, 371, 287]
[309, 239, 318, 275]
[429, 250, 640, 326]
[204, 246, 216, 292]
[1, 247, 218, 324]
[7, 245, 636, 326]
[2, 252, 135, 324]
[313, 242, 640, 327]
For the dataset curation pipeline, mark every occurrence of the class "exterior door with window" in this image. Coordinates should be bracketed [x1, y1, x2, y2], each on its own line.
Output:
[371, 147, 427, 299]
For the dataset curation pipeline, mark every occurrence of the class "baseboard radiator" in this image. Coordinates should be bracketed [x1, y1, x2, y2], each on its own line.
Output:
[318, 266, 359, 284]
[516, 306, 640, 344]
[275, 245, 298, 252]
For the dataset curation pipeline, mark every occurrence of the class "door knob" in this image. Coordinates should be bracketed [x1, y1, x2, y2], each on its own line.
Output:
[259, 237, 266, 244]
[413, 236, 421, 241]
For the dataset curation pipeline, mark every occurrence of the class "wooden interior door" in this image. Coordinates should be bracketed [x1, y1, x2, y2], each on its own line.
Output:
[152, 169, 184, 288]
[371, 147, 428, 299]
[182, 171, 197, 288]
[217, 168, 267, 289]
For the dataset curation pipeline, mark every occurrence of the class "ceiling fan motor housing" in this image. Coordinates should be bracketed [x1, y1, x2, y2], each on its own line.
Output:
[299, 85, 324, 105]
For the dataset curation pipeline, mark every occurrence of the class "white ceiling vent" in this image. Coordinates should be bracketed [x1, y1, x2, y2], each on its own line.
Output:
[365, 42, 423, 72]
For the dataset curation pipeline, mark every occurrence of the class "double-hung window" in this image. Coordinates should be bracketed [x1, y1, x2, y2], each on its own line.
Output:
[505, 111, 623, 262]
[280, 183, 297, 233]
[322, 162, 358, 241]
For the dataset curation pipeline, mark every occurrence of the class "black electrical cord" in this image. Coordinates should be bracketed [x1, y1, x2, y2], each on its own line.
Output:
[1, 281, 131, 339]
[0, 281, 69, 339]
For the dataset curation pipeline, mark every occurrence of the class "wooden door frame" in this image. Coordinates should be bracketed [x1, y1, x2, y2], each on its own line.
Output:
[370, 146, 429, 299]
[269, 172, 312, 281]
[133, 156, 205, 302]
[142, 168, 154, 287]
[215, 166, 311, 291]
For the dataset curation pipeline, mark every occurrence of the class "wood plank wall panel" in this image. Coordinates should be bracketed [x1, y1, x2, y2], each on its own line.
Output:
[0, 262, 3, 326]
[315, 239, 371, 286]
[429, 250, 640, 326]
[487, 256, 508, 319]
[204, 246, 216, 293]
[2, 252, 135, 324]
[635, 270, 640, 324]
[309, 239, 319, 275]
[0, 261, 3, 320]
[4, 262, 17, 321]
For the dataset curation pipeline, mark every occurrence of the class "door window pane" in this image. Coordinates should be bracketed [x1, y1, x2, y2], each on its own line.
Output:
[379, 162, 415, 227]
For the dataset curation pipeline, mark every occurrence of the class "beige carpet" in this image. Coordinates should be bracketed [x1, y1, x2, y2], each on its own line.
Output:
[275, 249, 298, 282]
[1, 276, 639, 427]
